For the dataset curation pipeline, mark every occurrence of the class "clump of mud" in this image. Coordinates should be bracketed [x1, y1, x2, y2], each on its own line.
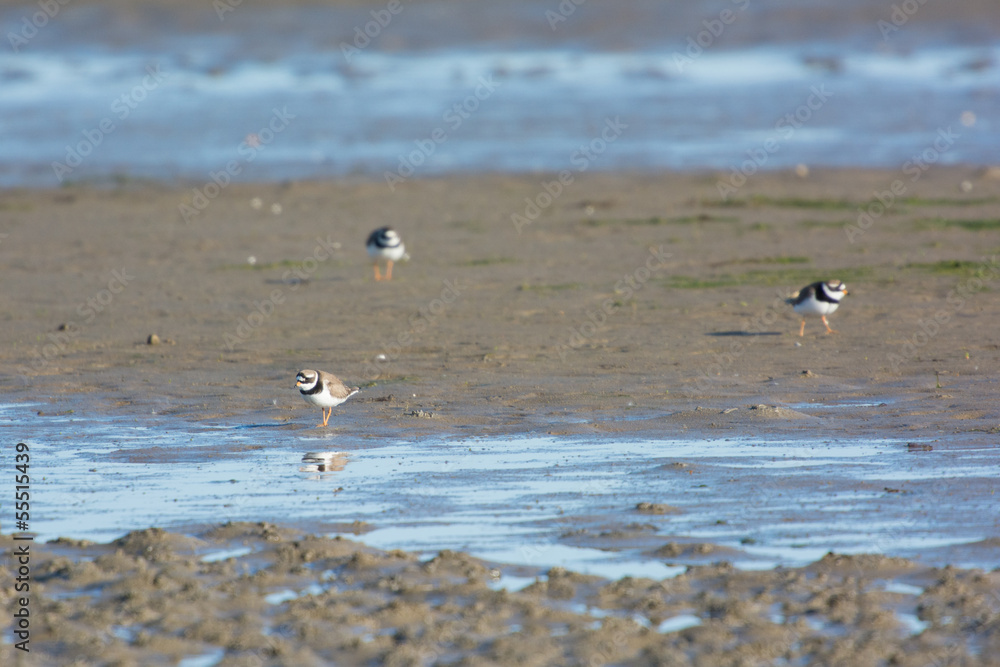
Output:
[1, 526, 997, 666]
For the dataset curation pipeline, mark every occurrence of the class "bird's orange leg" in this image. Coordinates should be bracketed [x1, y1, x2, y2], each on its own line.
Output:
[385, 260, 394, 281]
[799, 320, 806, 337]
[822, 316, 837, 334]
[373, 264, 383, 281]
[317, 407, 332, 427]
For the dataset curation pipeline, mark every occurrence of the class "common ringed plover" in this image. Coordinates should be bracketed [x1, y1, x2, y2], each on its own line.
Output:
[295, 369, 359, 427]
[786, 280, 848, 336]
[366, 226, 406, 281]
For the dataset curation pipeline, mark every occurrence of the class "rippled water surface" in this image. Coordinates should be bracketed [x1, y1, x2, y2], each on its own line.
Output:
[1, 1, 996, 186]
[4, 403, 997, 575]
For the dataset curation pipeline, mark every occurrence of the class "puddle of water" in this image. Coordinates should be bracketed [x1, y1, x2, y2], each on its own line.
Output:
[738, 535, 983, 569]
[177, 649, 226, 667]
[573, 604, 612, 619]
[787, 401, 891, 411]
[487, 575, 538, 592]
[897, 613, 930, 635]
[568, 603, 653, 630]
[201, 547, 253, 563]
[3, 405, 997, 576]
[884, 582, 924, 596]
[657, 614, 702, 634]
[263, 583, 327, 606]
[475, 543, 686, 581]
[264, 589, 299, 605]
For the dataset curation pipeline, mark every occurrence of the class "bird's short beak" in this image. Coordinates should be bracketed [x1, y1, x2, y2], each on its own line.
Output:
[295, 381, 303, 387]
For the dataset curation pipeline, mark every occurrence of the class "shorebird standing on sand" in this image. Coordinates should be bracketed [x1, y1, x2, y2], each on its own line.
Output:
[295, 369, 359, 427]
[366, 226, 407, 281]
[786, 280, 848, 336]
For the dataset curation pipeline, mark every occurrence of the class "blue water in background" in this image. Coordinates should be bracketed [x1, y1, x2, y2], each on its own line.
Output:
[0, 1, 996, 186]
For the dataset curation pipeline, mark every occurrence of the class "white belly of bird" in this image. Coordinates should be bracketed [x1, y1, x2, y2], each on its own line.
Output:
[303, 390, 349, 409]
[368, 244, 406, 262]
[795, 299, 839, 316]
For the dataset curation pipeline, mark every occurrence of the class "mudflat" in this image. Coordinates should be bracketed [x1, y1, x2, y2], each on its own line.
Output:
[2, 524, 998, 665]
[5, 167, 1000, 439]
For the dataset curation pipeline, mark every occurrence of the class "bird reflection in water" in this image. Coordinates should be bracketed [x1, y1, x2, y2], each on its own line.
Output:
[300, 451, 348, 477]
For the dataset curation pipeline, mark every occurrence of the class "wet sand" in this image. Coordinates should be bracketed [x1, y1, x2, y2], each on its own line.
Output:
[3, 167, 1000, 663]
[5, 167, 1000, 440]
[2, 525, 998, 666]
